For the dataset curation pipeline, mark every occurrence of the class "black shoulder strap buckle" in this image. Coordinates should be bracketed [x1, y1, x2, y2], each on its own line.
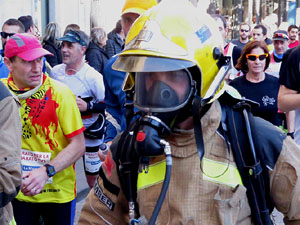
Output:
[124, 89, 135, 128]
[219, 90, 259, 112]
[244, 162, 263, 178]
[232, 100, 252, 112]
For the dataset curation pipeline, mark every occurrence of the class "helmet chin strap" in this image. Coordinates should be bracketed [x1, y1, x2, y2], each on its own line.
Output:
[191, 54, 231, 160]
[192, 96, 212, 161]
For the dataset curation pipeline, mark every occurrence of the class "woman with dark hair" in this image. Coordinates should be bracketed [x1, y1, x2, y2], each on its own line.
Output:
[230, 40, 282, 126]
[105, 19, 125, 58]
[41, 22, 62, 67]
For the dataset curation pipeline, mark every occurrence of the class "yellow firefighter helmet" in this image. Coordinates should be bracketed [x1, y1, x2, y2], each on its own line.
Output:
[113, 0, 228, 110]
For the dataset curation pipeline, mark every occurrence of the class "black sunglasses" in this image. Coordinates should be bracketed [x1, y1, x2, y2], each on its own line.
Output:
[240, 29, 249, 32]
[246, 53, 268, 61]
[0, 31, 15, 39]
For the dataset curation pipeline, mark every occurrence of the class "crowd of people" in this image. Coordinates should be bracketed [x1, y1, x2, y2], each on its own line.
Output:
[2, 0, 300, 224]
[213, 14, 299, 137]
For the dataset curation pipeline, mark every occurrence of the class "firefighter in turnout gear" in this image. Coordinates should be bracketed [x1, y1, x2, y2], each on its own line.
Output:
[79, 0, 300, 224]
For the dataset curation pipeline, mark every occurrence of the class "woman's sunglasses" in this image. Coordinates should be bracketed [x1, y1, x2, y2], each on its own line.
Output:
[246, 53, 268, 61]
[0, 31, 15, 39]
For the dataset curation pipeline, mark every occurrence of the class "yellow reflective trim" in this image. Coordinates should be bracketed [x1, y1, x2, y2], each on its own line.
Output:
[202, 158, 243, 187]
[136, 157, 243, 191]
[137, 160, 166, 191]
[10, 217, 16, 225]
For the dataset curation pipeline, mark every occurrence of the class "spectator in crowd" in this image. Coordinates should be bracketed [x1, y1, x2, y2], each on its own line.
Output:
[0, 18, 25, 78]
[266, 30, 289, 78]
[1, 19, 25, 56]
[18, 15, 40, 40]
[230, 41, 281, 126]
[102, 0, 158, 143]
[0, 82, 22, 225]
[63, 23, 80, 35]
[211, 14, 242, 81]
[51, 29, 106, 188]
[2, 33, 85, 225]
[252, 24, 273, 51]
[85, 27, 108, 74]
[252, 24, 266, 41]
[287, 24, 299, 49]
[41, 22, 62, 67]
[231, 22, 251, 50]
[105, 19, 124, 58]
[18, 15, 51, 75]
[265, 30, 294, 138]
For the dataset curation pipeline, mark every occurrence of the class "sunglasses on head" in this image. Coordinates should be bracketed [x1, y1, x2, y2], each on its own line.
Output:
[0, 31, 15, 39]
[246, 53, 268, 61]
[240, 29, 249, 32]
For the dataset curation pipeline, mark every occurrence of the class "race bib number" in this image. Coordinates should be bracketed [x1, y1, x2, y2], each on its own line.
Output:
[21, 149, 53, 183]
[85, 151, 101, 173]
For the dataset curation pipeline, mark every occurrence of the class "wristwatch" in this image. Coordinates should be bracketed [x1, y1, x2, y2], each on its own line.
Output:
[87, 101, 94, 112]
[44, 164, 56, 177]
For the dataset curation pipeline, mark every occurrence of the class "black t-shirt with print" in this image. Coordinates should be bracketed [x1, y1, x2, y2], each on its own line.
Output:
[230, 74, 280, 126]
[279, 46, 300, 91]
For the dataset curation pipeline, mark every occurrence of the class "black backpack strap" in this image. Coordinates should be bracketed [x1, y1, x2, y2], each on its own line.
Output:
[124, 89, 135, 128]
[218, 89, 285, 221]
[221, 102, 273, 225]
[111, 119, 141, 218]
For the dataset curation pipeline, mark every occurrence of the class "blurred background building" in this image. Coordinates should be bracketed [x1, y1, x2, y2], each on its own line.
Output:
[0, 0, 123, 39]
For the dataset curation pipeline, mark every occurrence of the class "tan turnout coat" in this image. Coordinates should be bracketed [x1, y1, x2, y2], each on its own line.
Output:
[79, 101, 300, 225]
[0, 85, 22, 225]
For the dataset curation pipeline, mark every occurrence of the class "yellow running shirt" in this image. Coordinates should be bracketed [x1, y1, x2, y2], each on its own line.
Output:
[2, 74, 84, 203]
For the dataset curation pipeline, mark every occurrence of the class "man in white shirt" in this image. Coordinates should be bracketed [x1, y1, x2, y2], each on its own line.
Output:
[51, 30, 106, 188]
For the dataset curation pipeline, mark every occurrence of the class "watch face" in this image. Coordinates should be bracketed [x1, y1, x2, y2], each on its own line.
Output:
[48, 167, 55, 176]
[46, 164, 56, 177]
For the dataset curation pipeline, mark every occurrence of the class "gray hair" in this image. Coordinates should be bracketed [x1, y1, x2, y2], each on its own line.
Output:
[42, 22, 61, 47]
[90, 27, 106, 46]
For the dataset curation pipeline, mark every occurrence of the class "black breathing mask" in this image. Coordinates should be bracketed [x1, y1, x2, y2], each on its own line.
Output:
[146, 80, 180, 108]
[135, 93, 194, 159]
[133, 69, 195, 149]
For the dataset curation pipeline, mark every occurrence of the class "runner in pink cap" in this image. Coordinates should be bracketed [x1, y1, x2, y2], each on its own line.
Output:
[4, 33, 52, 61]
[0, 28, 85, 225]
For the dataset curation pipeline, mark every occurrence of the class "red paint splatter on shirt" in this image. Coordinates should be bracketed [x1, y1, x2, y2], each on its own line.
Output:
[103, 151, 114, 177]
[27, 88, 59, 150]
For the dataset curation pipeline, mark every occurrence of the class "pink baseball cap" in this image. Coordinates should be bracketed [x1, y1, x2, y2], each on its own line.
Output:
[4, 33, 52, 61]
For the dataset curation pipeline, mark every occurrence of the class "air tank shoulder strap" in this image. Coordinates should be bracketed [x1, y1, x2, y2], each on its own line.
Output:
[218, 92, 284, 225]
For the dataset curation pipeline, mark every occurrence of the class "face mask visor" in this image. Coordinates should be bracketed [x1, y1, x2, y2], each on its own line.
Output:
[135, 69, 194, 113]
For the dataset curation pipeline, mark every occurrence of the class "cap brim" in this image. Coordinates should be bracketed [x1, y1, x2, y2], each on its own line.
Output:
[273, 38, 288, 41]
[18, 48, 53, 61]
[56, 36, 76, 42]
[122, 7, 146, 16]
